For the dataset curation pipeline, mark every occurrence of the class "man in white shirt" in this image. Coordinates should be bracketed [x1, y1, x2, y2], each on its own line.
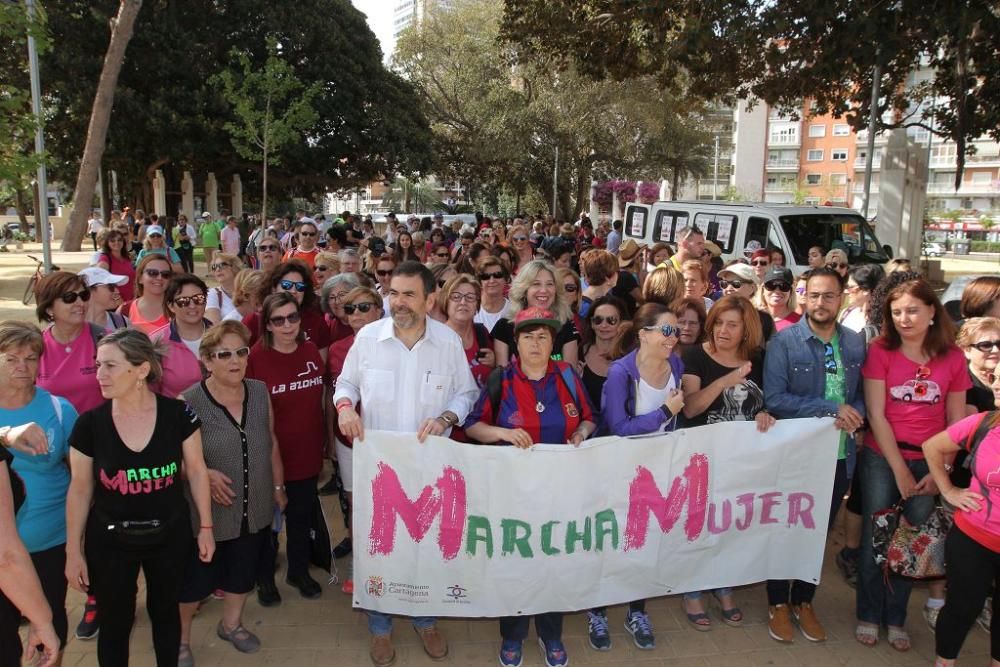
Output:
[334, 261, 478, 667]
[86, 212, 105, 251]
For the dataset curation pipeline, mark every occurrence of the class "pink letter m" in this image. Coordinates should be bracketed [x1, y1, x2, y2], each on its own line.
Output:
[624, 454, 709, 551]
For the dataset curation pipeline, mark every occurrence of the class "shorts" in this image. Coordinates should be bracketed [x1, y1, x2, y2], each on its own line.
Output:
[335, 438, 354, 493]
[178, 529, 268, 603]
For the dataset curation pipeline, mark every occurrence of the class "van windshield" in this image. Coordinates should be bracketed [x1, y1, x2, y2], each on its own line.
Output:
[779, 213, 889, 266]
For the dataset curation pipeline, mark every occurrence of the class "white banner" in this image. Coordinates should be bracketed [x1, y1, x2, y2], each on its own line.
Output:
[352, 418, 839, 617]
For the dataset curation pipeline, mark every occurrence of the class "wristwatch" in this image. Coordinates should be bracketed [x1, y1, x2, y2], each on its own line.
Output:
[437, 412, 458, 428]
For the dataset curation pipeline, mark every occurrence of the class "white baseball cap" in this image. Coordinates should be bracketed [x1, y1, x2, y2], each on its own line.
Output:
[201, 211, 211, 218]
[78, 267, 129, 287]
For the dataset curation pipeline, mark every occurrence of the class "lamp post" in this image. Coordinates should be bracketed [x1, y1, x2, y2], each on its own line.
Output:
[26, 0, 51, 270]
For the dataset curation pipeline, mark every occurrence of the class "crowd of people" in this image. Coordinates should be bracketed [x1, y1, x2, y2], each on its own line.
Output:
[1, 207, 998, 667]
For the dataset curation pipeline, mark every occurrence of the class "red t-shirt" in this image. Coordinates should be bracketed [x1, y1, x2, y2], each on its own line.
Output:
[326, 335, 356, 448]
[243, 307, 332, 351]
[246, 341, 326, 481]
[862, 341, 971, 459]
[327, 316, 353, 343]
[947, 413, 1000, 552]
[773, 311, 802, 332]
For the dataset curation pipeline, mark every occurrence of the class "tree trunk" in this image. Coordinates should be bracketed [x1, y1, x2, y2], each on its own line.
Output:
[61, 0, 142, 251]
[671, 169, 681, 201]
[572, 164, 591, 219]
[14, 188, 29, 228]
[31, 181, 41, 240]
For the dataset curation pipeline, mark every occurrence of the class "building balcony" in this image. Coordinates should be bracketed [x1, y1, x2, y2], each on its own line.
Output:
[765, 159, 800, 171]
[764, 183, 796, 193]
[854, 157, 882, 169]
[768, 135, 800, 147]
[927, 181, 1000, 196]
[856, 130, 889, 144]
[852, 183, 880, 194]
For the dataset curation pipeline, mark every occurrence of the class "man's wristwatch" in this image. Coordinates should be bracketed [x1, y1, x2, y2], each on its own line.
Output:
[437, 412, 458, 428]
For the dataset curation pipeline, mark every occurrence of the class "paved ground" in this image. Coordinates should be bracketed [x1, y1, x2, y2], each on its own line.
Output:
[7, 245, 996, 665]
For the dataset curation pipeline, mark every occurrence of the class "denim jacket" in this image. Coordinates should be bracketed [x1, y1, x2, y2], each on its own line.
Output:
[601, 349, 685, 436]
[763, 316, 866, 475]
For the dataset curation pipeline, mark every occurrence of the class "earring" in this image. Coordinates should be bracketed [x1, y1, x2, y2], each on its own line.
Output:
[930, 319, 935, 326]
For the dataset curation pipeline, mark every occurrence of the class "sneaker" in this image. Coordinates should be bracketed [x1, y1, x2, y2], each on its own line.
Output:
[586, 611, 612, 651]
[835, 548, 858, 588]
[624, 610, 655, 650]
[768, 604, 795, 643]
[499, 639, 523, 667]
[978, 598, 992, 634]
[74, 595, 99, 640]
[792, 603, 827, 642]
[178, 643, 194, 667]
[923, 604, 941, 632]
[537, 638, 568, 667]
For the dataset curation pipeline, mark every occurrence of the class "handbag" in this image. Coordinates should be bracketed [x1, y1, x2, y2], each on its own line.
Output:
[872, 500, 951, 579]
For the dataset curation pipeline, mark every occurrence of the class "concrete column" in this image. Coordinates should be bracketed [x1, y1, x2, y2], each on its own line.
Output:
[611, 190, 620, 222]
[181, 171, 195, 223]
[589, 180, 599, 222]
[660, 179, 670, 201]
[205, 172, 218, 217]
[152, 169, 167, 216]
[231, 175, 243, 218]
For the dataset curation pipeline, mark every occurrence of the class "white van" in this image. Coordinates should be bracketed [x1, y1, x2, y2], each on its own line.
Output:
[622, 201, 892, 275]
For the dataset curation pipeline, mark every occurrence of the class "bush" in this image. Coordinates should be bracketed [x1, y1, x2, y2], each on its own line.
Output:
[969, 241, 1000, 252]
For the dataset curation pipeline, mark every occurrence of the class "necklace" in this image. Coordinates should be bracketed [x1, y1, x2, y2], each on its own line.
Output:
[535, 400, 545, 413]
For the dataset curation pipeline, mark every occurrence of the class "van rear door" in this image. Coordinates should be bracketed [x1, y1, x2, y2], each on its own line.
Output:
[623, 204, 651, 243]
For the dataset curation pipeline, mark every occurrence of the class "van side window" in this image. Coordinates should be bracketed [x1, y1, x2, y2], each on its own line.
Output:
[653, 210, 689, 243]
[693, 212, 737, 254]
[625, 207, 648, 239]
[744, 216, 771, 255]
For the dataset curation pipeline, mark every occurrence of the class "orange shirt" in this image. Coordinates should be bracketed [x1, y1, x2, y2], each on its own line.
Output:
[282, 246, 319, 269]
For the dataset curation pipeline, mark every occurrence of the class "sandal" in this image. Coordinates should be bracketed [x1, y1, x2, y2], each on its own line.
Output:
[855, 622, 878, 647]
[887, 625, 910, 652]
[712, 591, 744, 627]
[217, 621, 261, 654]
[681, 598, 712, 632]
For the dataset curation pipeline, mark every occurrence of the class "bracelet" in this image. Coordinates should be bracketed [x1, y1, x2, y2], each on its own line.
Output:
[199, 525, 213, 530]
[274, 485, 285, 491]
[335, 400, 353, 413]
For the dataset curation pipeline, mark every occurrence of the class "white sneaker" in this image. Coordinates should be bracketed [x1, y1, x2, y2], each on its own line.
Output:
[923, 604, 941, 632]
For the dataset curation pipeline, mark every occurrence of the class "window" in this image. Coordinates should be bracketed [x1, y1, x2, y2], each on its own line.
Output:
[652, 209, 689, 243]
[693, 212, 737, 253]
[808, 124, 826, 138]
[832, 149, 848, 161]
[833, 124, 851, 136]
[807, 149, 824, 161]
[971, 172, 991, 184]
[625, 206, 649, 239]
[830, 173, 848, 185]
[806, 174, 822, 185]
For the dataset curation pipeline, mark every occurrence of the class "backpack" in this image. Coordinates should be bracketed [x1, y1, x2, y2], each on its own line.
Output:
[485, 363, 579, 420]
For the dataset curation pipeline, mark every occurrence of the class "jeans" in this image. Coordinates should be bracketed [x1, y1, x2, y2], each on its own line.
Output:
[936, 524, 1000, 660]
[767, 458, 850, 605]
[500, 613, 563, 642]
[684, 587, 732, 601]
[367, 611, 436, 636]
[855, 447, 934, 627]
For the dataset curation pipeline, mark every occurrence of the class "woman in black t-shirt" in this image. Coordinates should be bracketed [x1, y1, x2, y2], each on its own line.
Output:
[678, 295, 776, 630]
[65, 329, 214, 667]
[0, 423, 59, 667]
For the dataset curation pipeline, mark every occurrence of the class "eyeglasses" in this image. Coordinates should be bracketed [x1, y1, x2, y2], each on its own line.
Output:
[299, 231, 317, 237]
[512, 236, 528, 242]
[376, 269, 393, 277]
[751, 260, 769, 267]
[824, 342, 838, 374]
[210, 263, 230, 271]
[764, 280, 791, 292]
[344, 302, 378, 314]
[806, 291, 840, 302]
[59, 290, 92, 305]
[563, 284, 579, 293]
[148, 233, 163, 239]
[208, 346, 250, 361]
[173, 294, 207, 308]
[643, 324, 680, 338]
[314, 265, 331, 272]
[795, 286, 806, 295]
[143, 268, 172, 279]
[478, 271, 505, 281]
[328, 292, 349, 303]
[258, 244, 279, 252]
[279, 279, 307, 292]
[971, 340, 1000, 353]
[268, 312, 302, 327]
[434, 252, 451, 259]
[719, 279, 746, 290]
[827, 262, 848, 270]
[592, 315, 619, 326]
[449, 292, 478, 304]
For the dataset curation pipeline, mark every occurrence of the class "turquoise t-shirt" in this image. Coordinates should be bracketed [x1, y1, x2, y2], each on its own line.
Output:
[135, 246, 181, 266]
[4, 388, 78, 552]
[823, 331, 847, 459]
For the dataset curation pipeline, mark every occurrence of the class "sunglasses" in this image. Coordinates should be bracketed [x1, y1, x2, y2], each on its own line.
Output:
[592, 315, 619, 326]
[148, 233, 163, 238]
[210, 263, 230, 271]
[719, 279, 746, 290]
[258, 244, 279, 252]
[512, 236, 528, 242]
[434, 251, 451, 258]
[449, 292, 478, 304]
[173, 294, 207, 308]
[299, 231, 317, 237]
[642, 324, 680, 338]
[764, 280, 791, 292]
[827, 262, 848, 270]
[478, 271, 505, 281]
[144, 268, 172, 279]
[824, 342, 838, 374]
[279, 279, 307, 292]
[376, 269, 393, 277]
[314, 265, 331, 272]
[268, 312, 302, 327]
[751, 260, 769, 267]
[971, 340, 1000, 353]
[344, 302, 378, 314]
[563, 284, 579, 293]
[60, 290, 92, 305]
[208, 346, 250, 361]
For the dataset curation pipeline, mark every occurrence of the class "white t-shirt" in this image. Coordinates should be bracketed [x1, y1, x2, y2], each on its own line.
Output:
[207, 287, 236, 319]
[222, 308, 245, 322]
[181, 336, 201, 358]
[839, 305, 866, 333]
[475, 299, 510, 333]
[634, 373, 678, 433]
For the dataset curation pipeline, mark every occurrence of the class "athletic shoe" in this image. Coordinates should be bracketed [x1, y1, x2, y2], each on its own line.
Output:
[624, 610, 655, 650]
[498, 639, 523, 667]
[768, 604, 795, 643]
[537, 638, 568, 667]
[923, 604, 941, 632]
[835, 548, 858, 588]
[792, 603, 827, 642]
[586, 611, 611, 651]
[74, 595, 99, 640]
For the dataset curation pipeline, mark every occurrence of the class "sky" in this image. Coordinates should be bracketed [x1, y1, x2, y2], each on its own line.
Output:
[351, 0, 395, 63]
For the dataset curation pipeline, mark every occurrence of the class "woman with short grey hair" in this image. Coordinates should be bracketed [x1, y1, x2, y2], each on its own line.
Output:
[321, 273, 362, 343]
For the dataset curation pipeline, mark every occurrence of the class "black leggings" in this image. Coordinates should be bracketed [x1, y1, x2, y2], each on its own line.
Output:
[85, 516, 191, 667]
[259, 476, 318, 580]
[500, 612, 563, 642]
[936, 524, 1000, 660]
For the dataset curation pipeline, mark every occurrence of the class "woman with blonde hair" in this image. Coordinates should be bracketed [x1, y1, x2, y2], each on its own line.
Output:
[825, 248, 849, 279]
[492, 260, 579, 368]
[120, 254, 173, 335]
[642, 264, 684, 309]
[311, 251, 340, 290]
[223, 269, 266, 322]
[134, 224, 182, 272]
[205, 253, 240, 324]
[508, 224, 534, 273]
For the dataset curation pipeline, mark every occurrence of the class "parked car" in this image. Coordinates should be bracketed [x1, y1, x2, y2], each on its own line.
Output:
[922, 242, 945, 257]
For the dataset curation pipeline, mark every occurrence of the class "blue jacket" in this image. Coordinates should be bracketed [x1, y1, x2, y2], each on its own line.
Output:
[763, 316, 866, 475]
[601, 349, 685, 436]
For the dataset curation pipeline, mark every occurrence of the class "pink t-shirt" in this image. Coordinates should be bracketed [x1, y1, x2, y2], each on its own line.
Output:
[149, 324, 204, 398]
[862, 340, 971, 459]
[37, 327, 103, 414]
[947, 413, 1000, 552]
[774, 311, 802, 332]
[221, 226, 241, 256]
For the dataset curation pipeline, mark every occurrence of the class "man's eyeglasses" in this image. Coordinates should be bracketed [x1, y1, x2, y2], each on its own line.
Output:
[279, 279, 307, 292]
[824, 342, 837, 374]
[173, 294, 207, 308]
[719, 279, 746, 290]
[764, 280, 791, 292]
[478, 271, 505, 282]
[592, 315, 619, 326]
[268, 312, 302, 327]
[208, 347, 250, 361]
[970, 340, 1000, 353]
[642, 324, 679, 338]
[60, 290, 91, 305]
[806, 291, 840, 302]
[344, 302, 378, 314]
